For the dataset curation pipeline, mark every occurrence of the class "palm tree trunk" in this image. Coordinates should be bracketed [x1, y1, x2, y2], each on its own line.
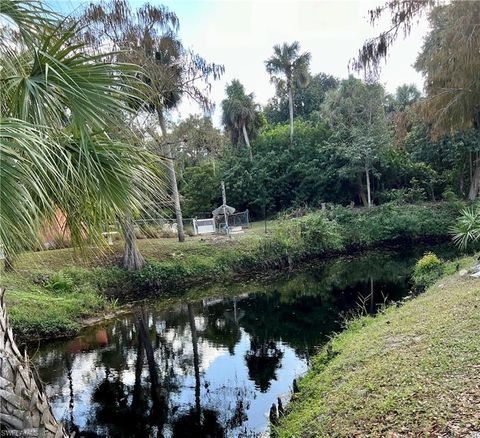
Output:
[157, 109, 185, 243]
[120, 212, 145, 271]
[365, 164, 372, 208]
[0, 288, 70, 437]
[242, 123, 253, 160]
[288, 85, 294, 145]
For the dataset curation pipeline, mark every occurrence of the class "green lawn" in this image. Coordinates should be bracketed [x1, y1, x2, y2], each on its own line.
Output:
[1, 223, 273, 340]
[277, 257, 480, 437]
[11, 220, 273, 273]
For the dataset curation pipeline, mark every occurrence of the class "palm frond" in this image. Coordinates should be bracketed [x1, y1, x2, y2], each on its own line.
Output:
[451, 206, 480, 250]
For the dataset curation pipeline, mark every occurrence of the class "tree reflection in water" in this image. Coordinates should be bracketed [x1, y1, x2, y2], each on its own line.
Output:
[30, 247, 445, 437]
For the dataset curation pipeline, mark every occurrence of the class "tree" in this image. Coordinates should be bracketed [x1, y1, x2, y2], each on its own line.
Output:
[322, 77, 390, 207]
[265, 42, 311, 144]
[82, 0, 224, 241]
[264, 72, 338, 125]
[170, 115, 225, 168]
[385, 84, 421, 147]
[180, 162, 221, 217]
[352, 0, 436, 75]
[0, 0, 163, 432]
[414, 1, 480, 199]
[221, 80, 261, 159]
[0, 0, 161, 268]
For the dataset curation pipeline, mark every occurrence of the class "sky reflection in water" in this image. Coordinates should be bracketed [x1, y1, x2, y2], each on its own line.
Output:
[31, 245, 455, 437]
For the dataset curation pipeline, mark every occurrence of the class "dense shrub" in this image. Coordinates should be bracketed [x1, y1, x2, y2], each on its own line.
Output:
[329, 203, 459, 248]
[412, 252, 444, 287]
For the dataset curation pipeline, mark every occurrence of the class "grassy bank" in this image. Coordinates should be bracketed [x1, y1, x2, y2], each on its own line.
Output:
[1, 202, 463, 340]
[277, 256, 480, 437]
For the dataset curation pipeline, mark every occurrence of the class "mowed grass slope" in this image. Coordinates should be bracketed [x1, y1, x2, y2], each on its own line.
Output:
[278, 258, 480, 437]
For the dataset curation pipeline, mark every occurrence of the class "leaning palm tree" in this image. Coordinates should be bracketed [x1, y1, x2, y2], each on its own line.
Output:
[221, 79, 260, 160]
[265, 41, 311, 144]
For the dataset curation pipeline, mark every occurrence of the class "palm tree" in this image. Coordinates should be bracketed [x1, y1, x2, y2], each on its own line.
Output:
[0, 289, 71, 436]
[265, 42, 311, 144]
[221, 79, 260, 159]
[82, 0, 224, 242]
[0, 0, 162, 269]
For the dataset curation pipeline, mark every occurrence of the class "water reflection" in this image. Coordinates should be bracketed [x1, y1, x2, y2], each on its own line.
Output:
[30, 246, 453, 437]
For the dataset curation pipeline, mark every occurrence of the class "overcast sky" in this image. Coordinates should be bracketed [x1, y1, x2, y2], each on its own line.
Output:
[52, 0, 430, 126]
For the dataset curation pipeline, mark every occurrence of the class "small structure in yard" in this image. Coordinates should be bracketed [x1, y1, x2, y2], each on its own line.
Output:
[193, 217, 216, 235]
[192, 181, 250, 236]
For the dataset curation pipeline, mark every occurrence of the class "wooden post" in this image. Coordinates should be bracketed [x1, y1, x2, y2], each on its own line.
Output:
[221, 181, 229, 235]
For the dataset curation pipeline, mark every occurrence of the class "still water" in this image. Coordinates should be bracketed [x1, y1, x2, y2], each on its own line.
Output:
[30, 245, 457, 437]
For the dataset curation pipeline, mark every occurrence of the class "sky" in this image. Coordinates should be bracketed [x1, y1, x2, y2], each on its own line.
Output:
[51, 0, 430, 126]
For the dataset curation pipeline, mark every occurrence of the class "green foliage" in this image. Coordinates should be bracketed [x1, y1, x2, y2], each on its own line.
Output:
[0, 1, 164, 261]
[412, 252, 443, 287]
[220, 120, 337, 217]
[135, 257, 226, 291]
[329, 203, 460, 248]
[221, 79, 262, 149]
[271, 213, 344, 258]
[171, 115, 225, 166]
[45, 272, 75, 293]
[451, 205, 480, 250]
[264, 72, 338, 124]
[180, 161, 222, 216]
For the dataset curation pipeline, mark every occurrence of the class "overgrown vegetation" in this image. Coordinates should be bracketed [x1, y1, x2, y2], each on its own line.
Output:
[4, 203, 461, 340]
[276, 255, 480, 437]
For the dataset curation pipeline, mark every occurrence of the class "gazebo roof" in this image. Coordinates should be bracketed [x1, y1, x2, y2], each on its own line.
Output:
[212, 204, 236, 217]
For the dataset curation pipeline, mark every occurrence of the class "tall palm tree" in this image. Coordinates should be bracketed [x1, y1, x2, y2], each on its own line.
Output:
[82, 0, 224, 242]
[221, 79, 260, 160]
[265, 41, 311, 144]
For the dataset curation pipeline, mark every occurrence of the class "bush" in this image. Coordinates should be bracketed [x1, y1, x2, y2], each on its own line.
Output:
[267, 213, 344, 260]
[329, 203, 460, 248]
[412, 252, 444, 287]
[45, 272, 75, 293]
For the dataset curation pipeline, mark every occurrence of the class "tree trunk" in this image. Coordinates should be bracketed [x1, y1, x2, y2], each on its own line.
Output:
[157, 109, 185, 243]
[121, 213, 145, 271]
[242, 123, 253, 160]
[357, 173, 368, 207]
[365, 164, 372, 208]
[468, 160, 480, 200]
[136, 309, 167, 431]
[0, 288, 71, 436]
[288, 85, 294, 145]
